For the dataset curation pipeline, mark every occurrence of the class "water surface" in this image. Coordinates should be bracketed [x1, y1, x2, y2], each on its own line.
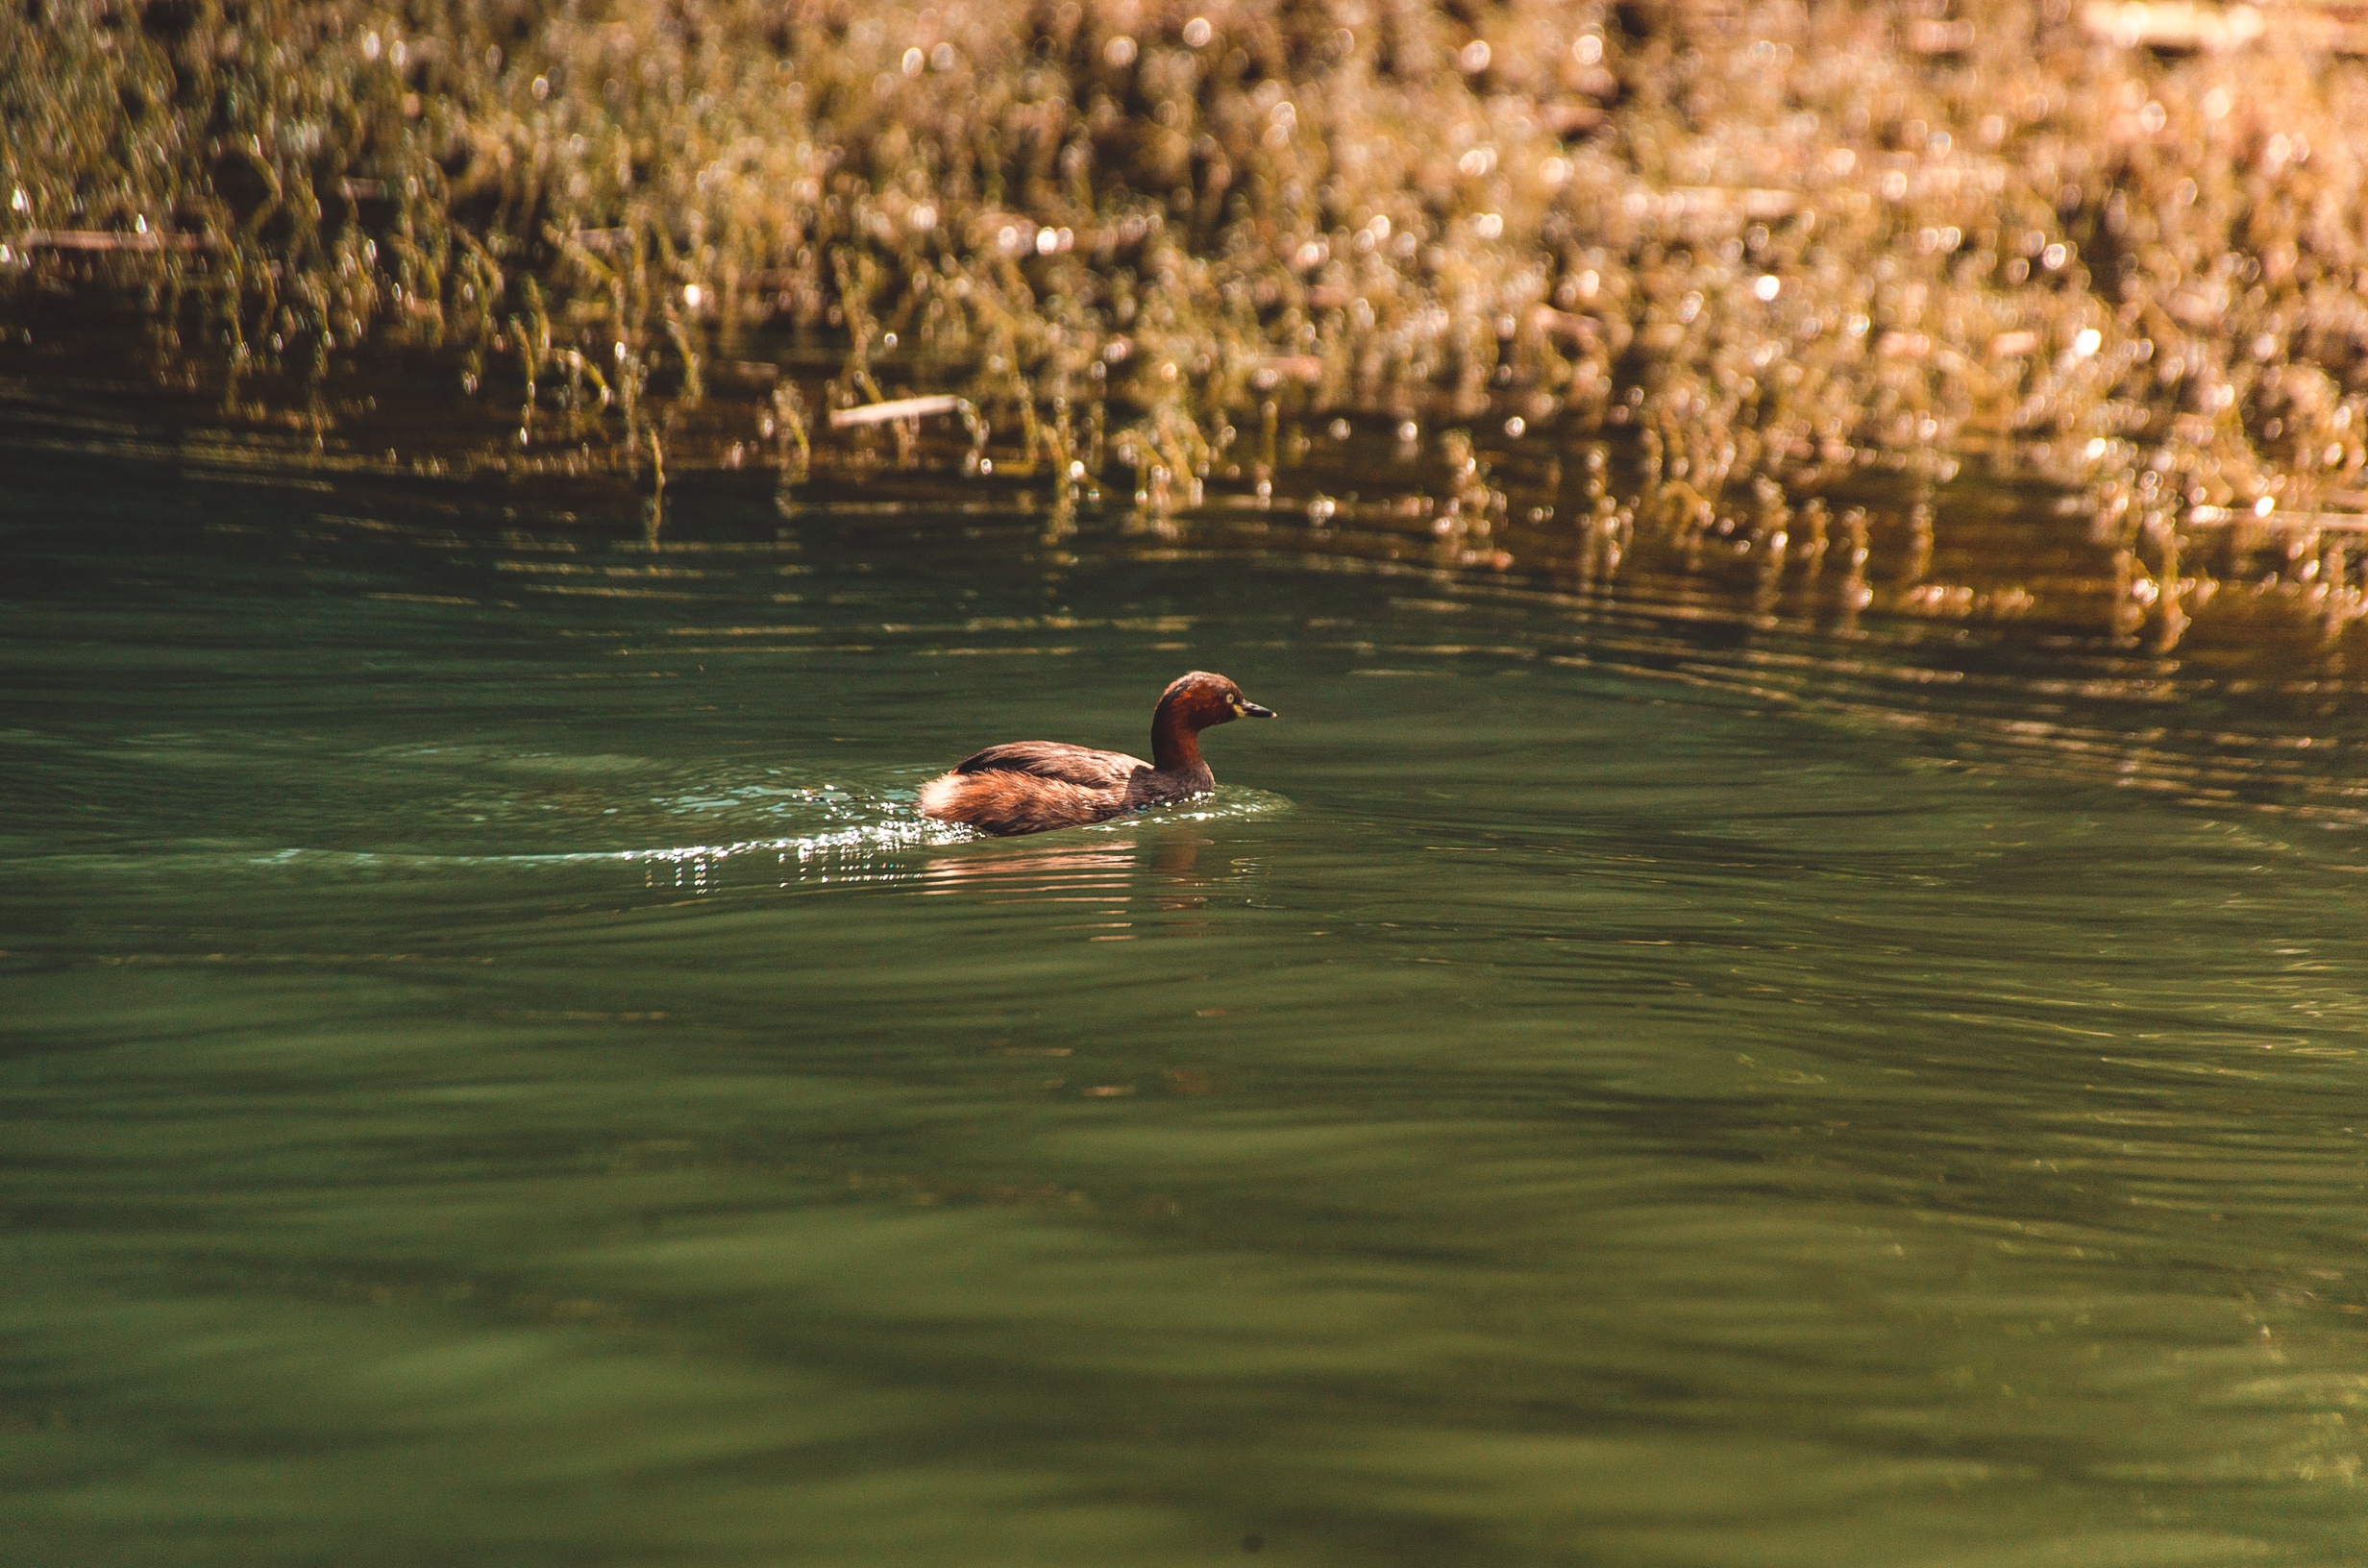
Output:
[7, 432, 2368, 1566]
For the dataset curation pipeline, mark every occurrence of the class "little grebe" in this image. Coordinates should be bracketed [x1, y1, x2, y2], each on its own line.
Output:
[917, 671, 1276, 837]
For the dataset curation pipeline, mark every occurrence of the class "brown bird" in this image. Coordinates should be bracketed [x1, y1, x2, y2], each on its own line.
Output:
[916, 671, 1277, 837]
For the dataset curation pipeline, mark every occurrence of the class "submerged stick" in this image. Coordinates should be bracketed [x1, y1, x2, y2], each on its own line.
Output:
[827, 394, 990, 473]
[14, 229, 212, 253]
[2186, 505, 2368, 533]
[828, 395, 968, 429]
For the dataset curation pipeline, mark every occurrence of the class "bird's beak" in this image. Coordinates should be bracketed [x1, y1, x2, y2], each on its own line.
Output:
[1240, 700, 1277, 719]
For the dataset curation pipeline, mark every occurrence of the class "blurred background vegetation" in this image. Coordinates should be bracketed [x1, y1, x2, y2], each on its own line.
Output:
[5, 1, 2366, 558]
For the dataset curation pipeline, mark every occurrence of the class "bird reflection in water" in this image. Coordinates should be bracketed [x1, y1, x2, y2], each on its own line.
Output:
[917, 825, 1234, 934]
[648, 819, 1259, 922]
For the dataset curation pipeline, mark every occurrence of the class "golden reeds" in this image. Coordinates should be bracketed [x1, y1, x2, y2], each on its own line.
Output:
[6, 0, 2367, 628]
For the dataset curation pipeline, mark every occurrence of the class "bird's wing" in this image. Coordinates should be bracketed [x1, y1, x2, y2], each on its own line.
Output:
[950, 742, 1147, 789]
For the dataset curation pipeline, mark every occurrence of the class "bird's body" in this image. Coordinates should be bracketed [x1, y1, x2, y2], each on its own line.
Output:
[917, 672, 1274, 837]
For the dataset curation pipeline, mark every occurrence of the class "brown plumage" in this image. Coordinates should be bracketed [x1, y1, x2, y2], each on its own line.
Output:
[917, 671, 1277, 837]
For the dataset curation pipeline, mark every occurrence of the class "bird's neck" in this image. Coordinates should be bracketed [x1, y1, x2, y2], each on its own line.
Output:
[1151, 702, 1204, 772]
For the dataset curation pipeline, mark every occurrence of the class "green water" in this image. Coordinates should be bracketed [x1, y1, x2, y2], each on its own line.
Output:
[7, 435, 2368, 1567]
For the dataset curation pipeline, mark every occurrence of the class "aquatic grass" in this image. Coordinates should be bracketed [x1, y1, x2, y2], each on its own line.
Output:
[7, 0, 2368, 636]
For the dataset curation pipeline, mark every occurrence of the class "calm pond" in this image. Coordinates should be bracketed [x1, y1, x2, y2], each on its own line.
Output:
[6, 426, 2368, 1566]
